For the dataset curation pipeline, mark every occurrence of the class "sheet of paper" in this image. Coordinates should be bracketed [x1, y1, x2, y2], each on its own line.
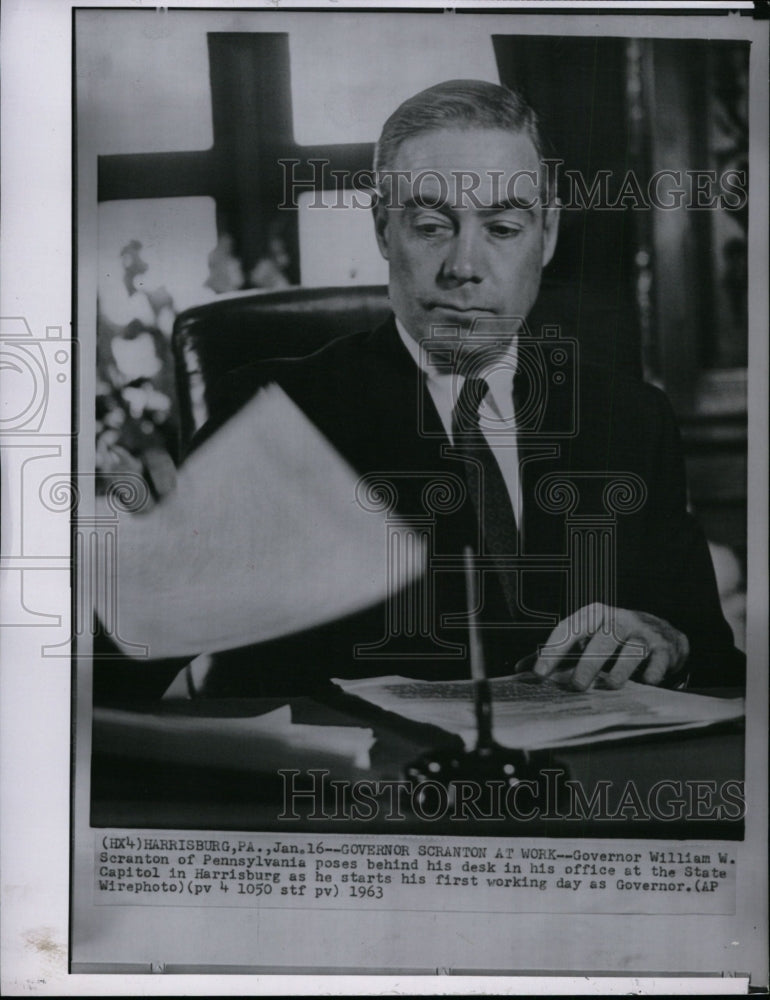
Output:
[334, 672, 744, 750]
[98, 383, 424, 659]
[93, 704, 376, 771]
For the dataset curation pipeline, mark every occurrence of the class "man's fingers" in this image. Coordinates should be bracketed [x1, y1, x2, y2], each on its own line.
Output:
[641, 646, 675, 686]
[604, 641, 649, 689]
[673, 630, 690, 673]
[639, 626, 687, 685]
[533, 602, 607, 676]
[571, 630, 620, 690]
[514, 652, 538, 674]
[533, 642, 575, 677]
[531, 604, 689, 689]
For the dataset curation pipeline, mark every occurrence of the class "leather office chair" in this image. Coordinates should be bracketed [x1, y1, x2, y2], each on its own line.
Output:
[172, 284, 392, 451]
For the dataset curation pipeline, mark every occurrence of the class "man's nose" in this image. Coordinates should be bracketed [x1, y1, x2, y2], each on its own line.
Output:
[441, 226, 485, 283]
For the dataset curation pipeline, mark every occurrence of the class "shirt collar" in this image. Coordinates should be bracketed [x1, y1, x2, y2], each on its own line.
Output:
[394, 317, 519, 422]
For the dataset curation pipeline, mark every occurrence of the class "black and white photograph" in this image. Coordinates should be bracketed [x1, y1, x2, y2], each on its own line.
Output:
[1, 0, 768, 992]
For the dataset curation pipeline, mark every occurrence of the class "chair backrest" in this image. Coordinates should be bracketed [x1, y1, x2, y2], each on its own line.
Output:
[172, 285, 391, 448]
[171, 278, 641, 451]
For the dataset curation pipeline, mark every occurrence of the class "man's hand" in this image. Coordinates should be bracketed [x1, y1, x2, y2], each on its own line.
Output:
[531, 603, 690, 690]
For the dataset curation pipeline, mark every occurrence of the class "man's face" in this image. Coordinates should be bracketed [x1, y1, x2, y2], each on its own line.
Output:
[374, 127, 559, 362]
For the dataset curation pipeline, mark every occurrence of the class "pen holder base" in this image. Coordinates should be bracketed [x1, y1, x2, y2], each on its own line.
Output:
[404, 742, 570, 815]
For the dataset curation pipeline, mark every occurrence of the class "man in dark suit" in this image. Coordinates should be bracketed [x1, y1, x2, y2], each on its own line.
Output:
[189, 79, 742, 698]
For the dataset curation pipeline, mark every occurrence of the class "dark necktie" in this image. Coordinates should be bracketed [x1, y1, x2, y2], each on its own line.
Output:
[451, 376, 520, 615]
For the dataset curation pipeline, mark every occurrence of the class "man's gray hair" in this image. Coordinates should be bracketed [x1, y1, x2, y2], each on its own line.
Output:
[374, 79, 556, 203]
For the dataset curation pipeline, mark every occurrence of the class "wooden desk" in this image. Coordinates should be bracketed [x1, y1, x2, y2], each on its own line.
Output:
[91, 690, 744, 840]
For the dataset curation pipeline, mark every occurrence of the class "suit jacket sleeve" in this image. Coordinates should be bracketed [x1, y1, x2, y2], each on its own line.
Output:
[637, 385, 745, 687]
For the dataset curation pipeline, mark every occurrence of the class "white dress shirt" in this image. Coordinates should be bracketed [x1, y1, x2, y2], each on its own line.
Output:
[395, 319, 523, 528]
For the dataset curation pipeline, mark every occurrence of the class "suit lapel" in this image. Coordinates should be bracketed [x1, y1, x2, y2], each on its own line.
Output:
[279, 316, 461, 522]
[338, 318, 453, 475]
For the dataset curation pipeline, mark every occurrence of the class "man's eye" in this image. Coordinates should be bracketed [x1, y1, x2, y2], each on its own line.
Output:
[487, 223, 523, 238]
[413, 218, 453, 237]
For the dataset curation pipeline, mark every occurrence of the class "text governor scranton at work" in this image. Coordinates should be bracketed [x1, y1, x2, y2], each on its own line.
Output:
[102, 80, 745, 702]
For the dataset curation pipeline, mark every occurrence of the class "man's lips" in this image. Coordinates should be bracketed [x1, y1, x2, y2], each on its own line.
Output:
[427, 303, 495, 313]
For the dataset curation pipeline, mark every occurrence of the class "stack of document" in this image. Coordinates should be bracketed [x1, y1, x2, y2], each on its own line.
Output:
[334, 671, 744, 751]
[93, 704, 376, 772]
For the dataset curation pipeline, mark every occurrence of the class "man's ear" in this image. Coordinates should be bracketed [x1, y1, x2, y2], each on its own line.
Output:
[541, 201, 561, 268]
[372, 197, 390, 261]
